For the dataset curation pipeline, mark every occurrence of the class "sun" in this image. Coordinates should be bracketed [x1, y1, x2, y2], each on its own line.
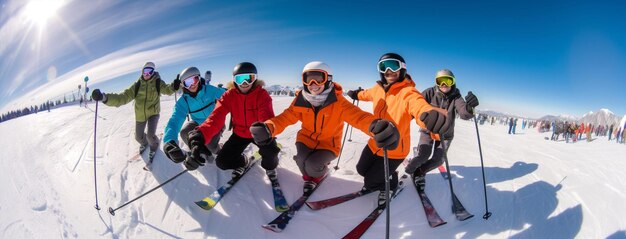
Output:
[23, 0, 64, 27]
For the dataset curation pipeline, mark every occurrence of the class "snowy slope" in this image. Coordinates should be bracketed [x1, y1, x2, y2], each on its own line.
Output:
[1, 95, 626, 239]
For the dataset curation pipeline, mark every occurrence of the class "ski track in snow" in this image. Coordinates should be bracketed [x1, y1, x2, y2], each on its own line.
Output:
[1, 95, 626, 238]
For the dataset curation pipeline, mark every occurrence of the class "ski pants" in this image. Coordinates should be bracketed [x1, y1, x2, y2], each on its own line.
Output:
[215, 133, 279, 171]
[356, 146, 403, 191]
[293, 142, 336, 179]
[404, 132, 452, 176]
[180, 122, 224, 154]
[135, 114, 160, 152]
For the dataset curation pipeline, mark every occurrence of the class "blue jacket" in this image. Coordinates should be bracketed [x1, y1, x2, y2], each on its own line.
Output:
[163, 85, 225, 144]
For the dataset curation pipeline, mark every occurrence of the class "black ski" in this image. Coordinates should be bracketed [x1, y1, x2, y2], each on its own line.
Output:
[262, 175, 329, 232]
[451, 192, 473, 221]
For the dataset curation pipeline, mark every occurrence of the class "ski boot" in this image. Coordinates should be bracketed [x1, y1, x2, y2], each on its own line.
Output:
[231, 154, 250, 178]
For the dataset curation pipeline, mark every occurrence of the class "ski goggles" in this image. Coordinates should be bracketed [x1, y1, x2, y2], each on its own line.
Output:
[183, 75, 200, 88]
[234, 73, 257, 85]
[436, 76, 455, 87]
[142, 67, 154, 76]
[377, 59, 406, 73]
[302, 70, 329, 86]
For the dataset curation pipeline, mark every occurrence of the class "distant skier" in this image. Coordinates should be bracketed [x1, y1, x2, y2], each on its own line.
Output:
[91, 62, 177, 159]
[404, 69, 479, 190]
[508, 118, 514, 134]
[609, 124, 614, 141]
[184, 62, 280, 181]
[346, 53, 452, 205]
[250, 61, 398, 193]
[162, 67, 226, 165]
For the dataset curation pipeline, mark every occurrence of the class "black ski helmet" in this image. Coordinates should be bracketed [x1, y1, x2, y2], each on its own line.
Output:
[233, 62, 257, 76]
[378, 53, 406, 82]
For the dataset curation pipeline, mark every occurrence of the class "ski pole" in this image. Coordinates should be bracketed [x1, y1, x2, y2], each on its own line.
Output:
[348, 87, 361, 142]
[93, 101, 101, 210]
[334, 98, 357, 170]
[348, 100, 359, 142]
[108, 169, 188, 216]
[473, 114, 492, 220]
[382, 148, 391, 239]
[440, 135, 459, 212]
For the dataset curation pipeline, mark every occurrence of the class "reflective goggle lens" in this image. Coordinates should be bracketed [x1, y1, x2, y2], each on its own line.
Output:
[183, 75, 200, 88]
[377, 59, 403, 73]
[143, 67, 154, 76]
[234, 74, 256, 85]
[302, 71, 328, 86]
[436, 77, 455, 87]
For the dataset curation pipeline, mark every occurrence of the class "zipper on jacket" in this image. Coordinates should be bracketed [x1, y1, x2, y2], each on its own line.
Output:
[309, 107, 319, 139]
[143, 80, 148, 121]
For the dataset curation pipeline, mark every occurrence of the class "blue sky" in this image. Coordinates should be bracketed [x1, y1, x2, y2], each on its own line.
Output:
[1, 0, 625, 118]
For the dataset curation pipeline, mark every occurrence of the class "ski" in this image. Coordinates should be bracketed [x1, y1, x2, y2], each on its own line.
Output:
[438, 165, 449, 179]
[268, 173, 289, 212]
[262, 175, 329, 232]
[195, 156, 260, 210]
[451, 192, 474, 221]
[413, 177, 446, 227]
[306, 188, 374, 210]
[341, 177, 407, 239]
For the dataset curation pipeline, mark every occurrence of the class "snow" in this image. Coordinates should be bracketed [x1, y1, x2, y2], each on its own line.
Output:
[1, 95, 626, 239]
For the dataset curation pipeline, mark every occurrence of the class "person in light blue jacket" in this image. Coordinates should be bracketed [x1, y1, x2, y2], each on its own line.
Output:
[162, 67, 226, 164]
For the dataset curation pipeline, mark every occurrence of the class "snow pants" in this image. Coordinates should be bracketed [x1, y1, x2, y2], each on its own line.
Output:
[404, 132, 451, 176]
[293, 142, 335, 178]
[215, 133, 279, 171]
[135, 114, 160, 152]
[180, 121, 223, 154]
[356, 146, 403, 191]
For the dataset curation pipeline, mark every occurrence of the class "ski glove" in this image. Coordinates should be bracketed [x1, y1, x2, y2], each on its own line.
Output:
[369, 119, 400, 150]
[185, 129, 210, 170]
[92, 89, 106, 102]
[465, 91, 479, 112]
[171, 74, 181, 91]
[250, 122, 273, 146]
[163, 141, 186, 163]
[346, 88, 363, 101]
[419, 109, 451, 135]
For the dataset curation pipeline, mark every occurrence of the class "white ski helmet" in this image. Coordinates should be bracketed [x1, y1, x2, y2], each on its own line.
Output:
[302, 61, 333, 92]
[180, 67, 201, 81]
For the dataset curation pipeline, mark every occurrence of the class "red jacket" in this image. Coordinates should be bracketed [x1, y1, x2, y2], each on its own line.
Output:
[197, 80, 274, 142]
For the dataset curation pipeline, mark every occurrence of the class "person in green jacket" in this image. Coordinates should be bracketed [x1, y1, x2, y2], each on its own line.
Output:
[92, 62, 178, 159]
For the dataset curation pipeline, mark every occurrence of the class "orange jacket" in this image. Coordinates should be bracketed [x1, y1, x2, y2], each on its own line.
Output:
[265, 83, 376, 157]
[357, 75, 435, 159]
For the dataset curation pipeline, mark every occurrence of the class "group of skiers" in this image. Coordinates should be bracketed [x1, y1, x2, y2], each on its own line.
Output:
[91, 52, 479, 207]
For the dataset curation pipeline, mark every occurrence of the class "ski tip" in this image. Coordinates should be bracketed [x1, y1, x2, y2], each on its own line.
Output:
[195, 199, 217, 210]
[456, 212, 474, 221]
[430, 221, 447, 228]
[262, 224, 283, 233]
[305, 202, 318, 210]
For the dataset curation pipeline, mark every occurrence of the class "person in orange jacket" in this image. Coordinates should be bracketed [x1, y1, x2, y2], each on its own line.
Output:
[184, 62, 281, 180]
[346, 53, 452, 205]
[250, 61, 400, 193]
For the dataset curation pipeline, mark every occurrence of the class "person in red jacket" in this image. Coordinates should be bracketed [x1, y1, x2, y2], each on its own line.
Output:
[184, 62, 280, 180]
[249, 61, 399, 193]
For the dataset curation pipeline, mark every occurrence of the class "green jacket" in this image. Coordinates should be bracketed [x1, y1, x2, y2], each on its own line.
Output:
[104, 72, 175, 122]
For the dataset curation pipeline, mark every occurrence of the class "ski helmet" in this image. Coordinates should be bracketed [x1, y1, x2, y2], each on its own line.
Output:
[233, 62, 257, 76]
[378, 53, 406, 82]
[435, 69, 455, 87]
[143, 61, 155, 69]
[302, 61, 333, 92]
[180, 67, 204, 94]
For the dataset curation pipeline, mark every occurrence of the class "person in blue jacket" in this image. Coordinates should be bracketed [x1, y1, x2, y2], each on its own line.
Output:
[162, 67, 226, 164]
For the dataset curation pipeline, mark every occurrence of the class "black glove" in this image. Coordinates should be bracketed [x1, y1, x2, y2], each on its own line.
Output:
[369, 119, 400, 150]
[163, 141, 186, 163]
[92, 89, 106, 102]
[465, 91, 479, 111]
[347, 88, 363, 101]
[171, 74, 181, 91]
[250, 122, 273, 146]
[184, 129, 210, 170]
[419, 109, 451, 135]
